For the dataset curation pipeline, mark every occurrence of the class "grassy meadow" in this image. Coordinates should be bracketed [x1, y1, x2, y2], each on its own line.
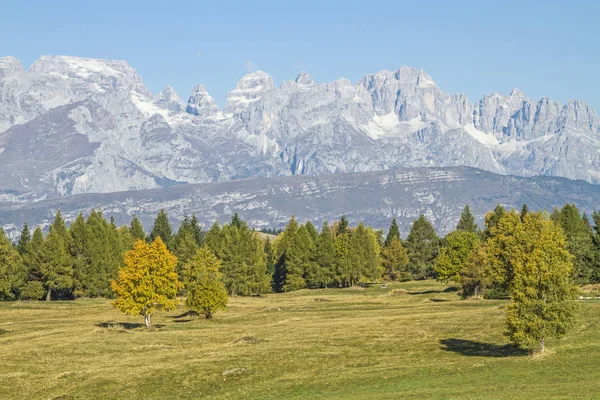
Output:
[1, 280, 599, 399]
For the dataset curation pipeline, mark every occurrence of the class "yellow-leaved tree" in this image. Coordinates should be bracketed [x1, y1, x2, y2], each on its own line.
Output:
[111, 237, 181, 329]
[185, 247, 228, 319]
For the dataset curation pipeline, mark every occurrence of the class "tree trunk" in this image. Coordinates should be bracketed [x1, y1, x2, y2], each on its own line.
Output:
[144, 314, 151, 330]
[46, 287, 52, 302]
[539, 337, 545, 353]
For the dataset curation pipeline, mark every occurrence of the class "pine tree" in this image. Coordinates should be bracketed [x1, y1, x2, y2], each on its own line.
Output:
[230, 212, 246, 229]
[551, 203, 596, 283]
[185, 247, 228, 319]
[434, 230, 480, 284]
[349, 223, 382, 284]
[505, 212, 578, 353]
[172, 230, 199, 283]
[337, 215, 350, 236]
[283, 225, 312, 291]
[111, 238, 181, 329]
[40, 224, 73, 301]
[203, 221, 224, 254]
[384, 217, 401, 247]
[405, 215, 440, 279]
[314, 222, 335, 288]
[456, 205, 478, 233]
[150, 209, 173, 248]
[17, 223, 31, 256]
[264, 238, 276, 287]
[333, 233, 351, 287]
[189, 214, 204, 246]
[305, 221, 319, 243]
[273, 215, 299, 292]
[130, 215, 146, 241]
[209, 217, 270, 296]
[520, 204, 529, 221]
[69, 213, 88, 296]
[0, 229, 27, 301]
[484, 205, 507, 238]
[381, 237, 409, 281]
[27, 226, 45, 282]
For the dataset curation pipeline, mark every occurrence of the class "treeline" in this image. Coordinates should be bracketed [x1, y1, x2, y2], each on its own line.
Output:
[1, 203, 598, 303]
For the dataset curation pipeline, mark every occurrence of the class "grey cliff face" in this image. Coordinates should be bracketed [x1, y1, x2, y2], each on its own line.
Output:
[0, 55, 599, 202]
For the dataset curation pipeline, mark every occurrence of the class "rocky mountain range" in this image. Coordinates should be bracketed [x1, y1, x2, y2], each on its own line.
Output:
[1, 55, 599, 203]
[1, 167, 599, 237]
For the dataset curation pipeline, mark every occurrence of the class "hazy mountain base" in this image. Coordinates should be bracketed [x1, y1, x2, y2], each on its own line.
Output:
[0, 166, 598, 237]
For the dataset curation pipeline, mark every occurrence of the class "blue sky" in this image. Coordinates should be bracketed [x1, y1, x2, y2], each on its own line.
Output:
[2, 0, 599, 110]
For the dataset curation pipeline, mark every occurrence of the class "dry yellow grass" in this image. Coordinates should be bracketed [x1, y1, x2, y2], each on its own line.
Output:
[0, 280, 599, 399]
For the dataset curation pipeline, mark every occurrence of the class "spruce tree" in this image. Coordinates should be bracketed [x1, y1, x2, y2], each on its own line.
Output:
[150, 209, 173, 248]
[17, 223, 31, 256]
[273, 216, 299, 292]
[27, 226, 45, 282]
[189, 214, 203, 246]
[204, 221, 224, 256]
[305, 221, 319, 243]
[381, 237, 409, 281]
[333, 233, 351, 287]
[405, 215, 440, 279]
[130, 215, 146, 242]
[0, 229, 27, 301]
[551, 203, 596, 283]
[230, 212, 246, 229]
[337, 215, 350, 236]
[185, 247, 228, 319]
[40, 224, 73, 301]
[484, 205, 507, 237]
[520, 204, 529, 222]
[172, 230, 199, 283]
[314, 222, 335, 288]
[209, 217, 270, 296]
[283, 225, 312, 291]
[349, 223, 382, 284]
[456, 205, 478, 233]
[384, 217, 401, 247]
[264, 238, 276, 287]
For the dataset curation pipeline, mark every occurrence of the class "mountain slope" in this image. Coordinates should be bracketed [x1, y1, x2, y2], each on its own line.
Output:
[1, 55, 599, 201]
[1, 166, 599, 237]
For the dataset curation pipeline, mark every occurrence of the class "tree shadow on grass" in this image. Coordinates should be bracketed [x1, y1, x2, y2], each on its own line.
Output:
[169, 311, 198, 319]
[96, 321, 165, 329]
[429, 298, 450, 303]
[440, 338, 528, 357]
[407, 287, 458, 295]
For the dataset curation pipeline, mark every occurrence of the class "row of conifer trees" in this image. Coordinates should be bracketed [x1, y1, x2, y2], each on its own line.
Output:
[1, 202, 599, 302]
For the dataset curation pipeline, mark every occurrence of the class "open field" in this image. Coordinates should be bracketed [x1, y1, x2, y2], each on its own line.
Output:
[1, 280, 599, 399]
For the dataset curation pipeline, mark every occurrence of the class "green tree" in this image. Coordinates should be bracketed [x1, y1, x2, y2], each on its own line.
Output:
[40, 223, 73, 301]
[17, 223, 31, 256]
[230, 212, 246, 229]
[130, 215, 146, 241]
[189, 214, 204, 246]
[520, 204, 529, 221]
[0, 229, 27, 301]
[314, 222, 335, 288]
[203, 221, 224, 255]
[305, 221, 319, 243]
[111, 238, 181, 329]
[551, 203, 596, 283]
[381, 237, 409, 281]
[283, 225, 313, 291]
[185, 247, 228, 319]
[27, 226, 45, 282]
[405, 215, 440, 279]
[483, 205, 507, 238]
[384, 217, 401, 247]
[150, 209, 173, 248]
[207, 216, 270, 296]
[505, 212, 578, 353]
[456, 205, 478, 233]
[264, 238, 276, 286]
[172, 229, 199, 283]
[435, 230, 480, 284]
[349, 223, 382, 284]
[333, 233, 351, 287]
[273, 216, 299, 292]
[337, 215, 350, 236]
